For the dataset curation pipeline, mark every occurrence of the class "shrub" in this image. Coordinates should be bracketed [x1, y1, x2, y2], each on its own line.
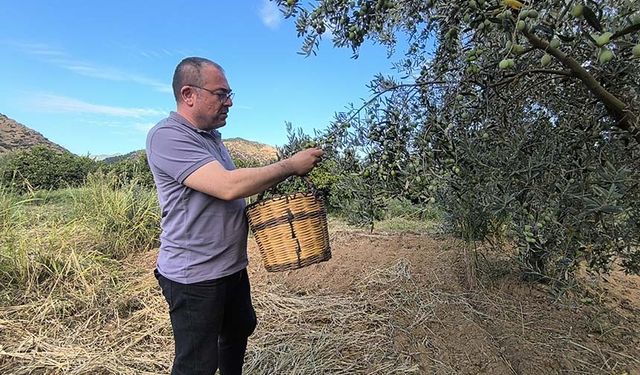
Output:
[0, 146, 98, 193]
[101, 152, 154, 188]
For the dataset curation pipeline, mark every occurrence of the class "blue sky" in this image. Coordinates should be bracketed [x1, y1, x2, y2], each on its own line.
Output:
[0, 1, 400, 156]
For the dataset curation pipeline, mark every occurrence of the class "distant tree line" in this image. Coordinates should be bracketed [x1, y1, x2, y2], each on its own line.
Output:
[0, 145, 282, 194]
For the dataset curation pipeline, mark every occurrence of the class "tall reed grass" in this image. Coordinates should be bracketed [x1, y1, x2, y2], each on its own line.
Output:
[0, 172, 160, 297]
[0, 185, 25, 285]
[71, 171, 160, 259]
[1, 220, 115, 297]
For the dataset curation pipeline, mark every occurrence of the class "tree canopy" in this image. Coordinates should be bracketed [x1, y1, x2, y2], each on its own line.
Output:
[275, 0, 640, 281]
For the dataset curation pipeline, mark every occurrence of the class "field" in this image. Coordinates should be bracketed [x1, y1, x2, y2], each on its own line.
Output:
[1, 204, 639, 374]
[1, 0, 639, 371]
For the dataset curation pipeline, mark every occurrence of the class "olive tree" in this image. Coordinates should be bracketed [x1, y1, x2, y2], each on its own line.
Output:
[275, 0, 640, 281]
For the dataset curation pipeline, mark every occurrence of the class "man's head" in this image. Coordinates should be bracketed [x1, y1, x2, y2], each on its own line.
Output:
[172, 57, 233, 131]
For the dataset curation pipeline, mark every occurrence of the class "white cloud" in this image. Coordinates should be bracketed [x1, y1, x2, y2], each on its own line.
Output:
[6, 41, 66, 57]
[54, 60, 172, 93]
[4, 40, 172, 93]
[260, 0, 282, 29]
[29, 93, 165, 118]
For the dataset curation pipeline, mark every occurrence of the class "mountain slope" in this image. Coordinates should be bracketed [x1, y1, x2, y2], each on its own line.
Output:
[0, 114, 68, 154]
[224, 137, 278, 164]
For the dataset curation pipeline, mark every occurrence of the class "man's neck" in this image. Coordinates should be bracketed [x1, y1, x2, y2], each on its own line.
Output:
[176, 109, 204, 130]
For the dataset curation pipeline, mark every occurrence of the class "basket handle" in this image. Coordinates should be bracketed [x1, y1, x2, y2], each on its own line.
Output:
[256, 175, 318, 202]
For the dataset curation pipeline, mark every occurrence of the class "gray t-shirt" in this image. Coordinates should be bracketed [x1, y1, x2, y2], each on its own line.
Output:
[146, 111, 248, 284]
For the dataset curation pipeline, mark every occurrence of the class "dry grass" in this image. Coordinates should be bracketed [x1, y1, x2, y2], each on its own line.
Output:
[245, 260, 427, 374]
[1, 194, 639, 374]
[0, 269, 172, 375]
[0, 257, 434, 374]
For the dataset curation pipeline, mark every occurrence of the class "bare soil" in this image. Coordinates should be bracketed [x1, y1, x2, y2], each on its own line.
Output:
[1, 228, 639, 374]
[249, 229, 640, 374]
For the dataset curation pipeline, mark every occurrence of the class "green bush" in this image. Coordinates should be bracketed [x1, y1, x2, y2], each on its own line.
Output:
[0, 146, 98, 193]
[326, 168, 388, 228]
[232, 156, 264, 169]
[101, 152, 154, 188]
[384, 198, 441, 222]
[267, 123, 340, 199]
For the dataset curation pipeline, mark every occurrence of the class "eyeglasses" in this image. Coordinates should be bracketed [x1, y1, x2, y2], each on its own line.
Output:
[188, 85, 234, 102]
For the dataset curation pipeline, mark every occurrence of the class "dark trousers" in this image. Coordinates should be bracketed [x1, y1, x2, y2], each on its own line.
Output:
[155, 268, 257, 375]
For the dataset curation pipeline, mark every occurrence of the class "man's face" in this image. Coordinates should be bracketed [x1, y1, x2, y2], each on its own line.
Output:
[193, 66, 233, 130]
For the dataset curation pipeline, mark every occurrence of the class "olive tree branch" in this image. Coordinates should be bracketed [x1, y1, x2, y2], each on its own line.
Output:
[612, 23, 640, 39]
[343, 80, 449, 123]
[491, 69, 574, 88]
[523, 28, 640, 144]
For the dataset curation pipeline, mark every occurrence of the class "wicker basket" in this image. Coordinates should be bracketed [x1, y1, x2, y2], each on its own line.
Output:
[245, 179, 331, 272]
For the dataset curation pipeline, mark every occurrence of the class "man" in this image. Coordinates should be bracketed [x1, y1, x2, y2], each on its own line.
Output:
[146, 57, 324, 375]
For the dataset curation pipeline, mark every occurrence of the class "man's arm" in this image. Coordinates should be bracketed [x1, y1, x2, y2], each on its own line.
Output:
[183, 148, 324, 201]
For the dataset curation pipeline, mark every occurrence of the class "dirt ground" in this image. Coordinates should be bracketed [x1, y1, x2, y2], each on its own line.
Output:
[1, 228, 639, 374]
[248, 229, 640, 374]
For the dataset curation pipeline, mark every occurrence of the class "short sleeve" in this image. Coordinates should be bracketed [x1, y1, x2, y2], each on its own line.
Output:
[147, 126, 217, 183]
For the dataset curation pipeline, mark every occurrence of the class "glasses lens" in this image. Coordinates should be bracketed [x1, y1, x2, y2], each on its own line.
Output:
[220, 92, 233, 102]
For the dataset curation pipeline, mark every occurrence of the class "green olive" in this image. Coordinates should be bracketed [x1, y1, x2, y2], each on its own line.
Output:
[541, 53, 552, 66]
[571, 4, 583, 17]
[595, 32, 613, 47]
[512, 44, 525, 55]
[598, 48, 614, 63]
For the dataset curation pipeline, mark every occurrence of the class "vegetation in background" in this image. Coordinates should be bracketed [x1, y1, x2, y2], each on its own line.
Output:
[102, 152, 155, 188]
[1, 2, 640, 371]
[71, 172, 160, 259]
[273, 122, 439, 231]
[270, 122, 340, 199]
[0, 145, 98, 193]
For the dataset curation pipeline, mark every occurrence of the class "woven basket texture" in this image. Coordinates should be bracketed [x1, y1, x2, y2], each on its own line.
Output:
[246, 192, 331, 272]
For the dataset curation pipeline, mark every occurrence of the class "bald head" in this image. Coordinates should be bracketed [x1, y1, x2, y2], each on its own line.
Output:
[172, 57, 225, 102]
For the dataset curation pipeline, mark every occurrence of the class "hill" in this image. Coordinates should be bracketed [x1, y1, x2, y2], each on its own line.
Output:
[0, 114, 68, 154]
[224, 137, 278, 164]
[103, 138, 278, 165]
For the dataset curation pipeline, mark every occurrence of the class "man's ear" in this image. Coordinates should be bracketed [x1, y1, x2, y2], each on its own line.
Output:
[181, 86, 196, 106]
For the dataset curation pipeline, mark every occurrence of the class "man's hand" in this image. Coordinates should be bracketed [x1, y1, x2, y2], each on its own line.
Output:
[287, 148, 325, 176]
